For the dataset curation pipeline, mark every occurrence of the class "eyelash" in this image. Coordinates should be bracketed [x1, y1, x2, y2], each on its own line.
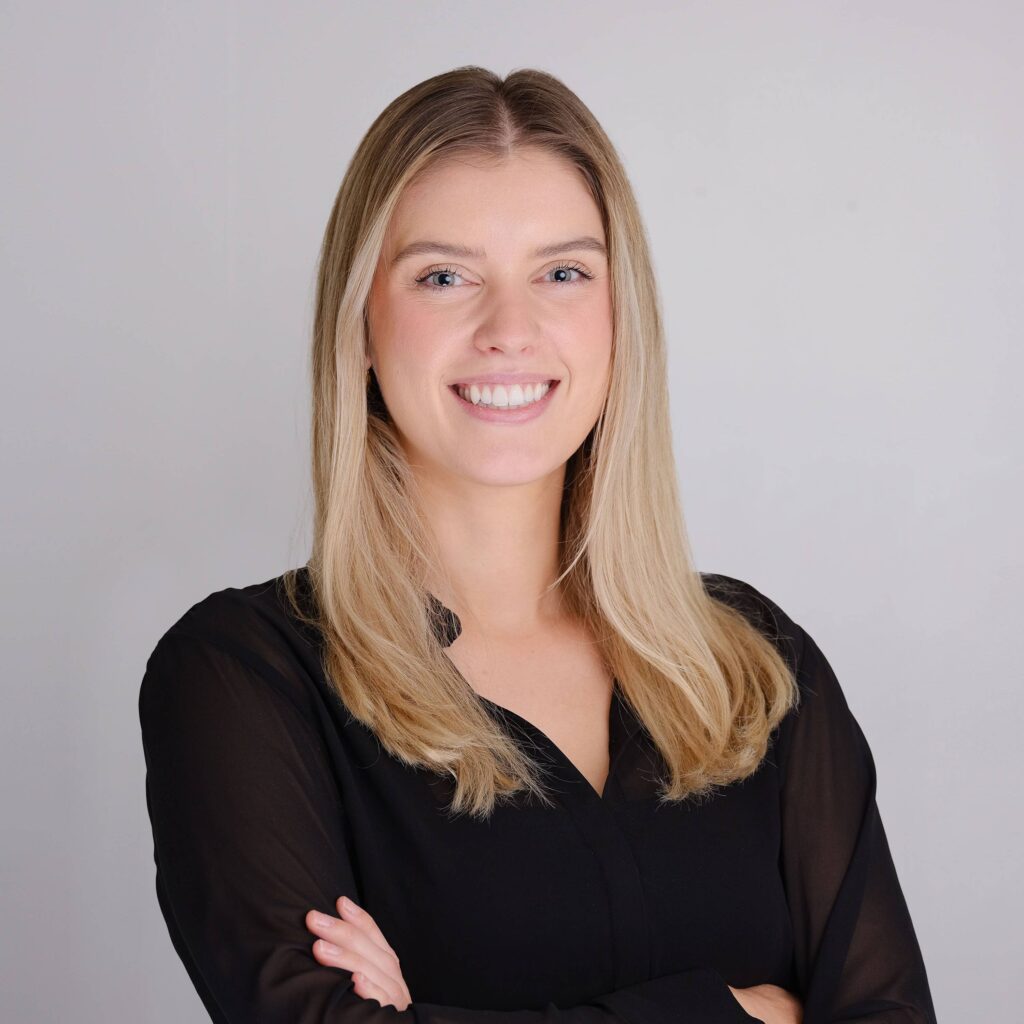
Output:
[413, 262, 594, 292]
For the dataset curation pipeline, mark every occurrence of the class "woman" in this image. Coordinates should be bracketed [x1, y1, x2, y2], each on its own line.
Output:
[139, 67, 936, 1024]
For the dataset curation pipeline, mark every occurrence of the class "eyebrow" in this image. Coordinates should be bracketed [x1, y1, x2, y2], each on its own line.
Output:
[389, 236, 607, 267]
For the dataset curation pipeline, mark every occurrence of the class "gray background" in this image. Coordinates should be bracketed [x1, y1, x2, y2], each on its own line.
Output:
[2, 2, 1020, 1020]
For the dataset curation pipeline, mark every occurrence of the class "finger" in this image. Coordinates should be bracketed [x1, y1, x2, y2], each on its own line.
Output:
[337, 897, 401, 960]
[305, 910, 402, 982]
[334, 899, 413, 1005]
[310, 934, 404, 1003]
[354, 970, 405, 1011]
[726, 986, 757, 1017]
[312, 941, 400, 1007]
[312, 939, 411, 1009]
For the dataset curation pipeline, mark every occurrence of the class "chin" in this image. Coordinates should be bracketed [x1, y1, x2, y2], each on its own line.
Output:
[452, 458, 568, 488]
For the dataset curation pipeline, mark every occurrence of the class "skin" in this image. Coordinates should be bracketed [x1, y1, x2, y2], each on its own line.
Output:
[362, 147, 614, 639]
[304, 148, 802, 1023]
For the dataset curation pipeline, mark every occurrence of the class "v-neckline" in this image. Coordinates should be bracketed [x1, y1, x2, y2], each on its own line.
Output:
[476, 681, 637, 804]
[426, 591, 642, 803]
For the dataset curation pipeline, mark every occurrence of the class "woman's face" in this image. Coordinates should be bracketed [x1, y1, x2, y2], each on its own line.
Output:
[366, 148, 613, 488]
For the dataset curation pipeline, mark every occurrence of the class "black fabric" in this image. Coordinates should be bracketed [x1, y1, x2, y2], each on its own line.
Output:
[139, 569, 936, 1023]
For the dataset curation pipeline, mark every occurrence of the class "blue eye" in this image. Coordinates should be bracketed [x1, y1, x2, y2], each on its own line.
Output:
[415, 266, 465, 291]
[545, 263, 593, 286]
[414, 262, 594, 292]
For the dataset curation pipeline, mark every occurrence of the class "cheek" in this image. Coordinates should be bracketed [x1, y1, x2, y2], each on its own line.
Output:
[566, 308, 613, 393]
[377, 305, 446, 384]
[573, 287, 613, 344]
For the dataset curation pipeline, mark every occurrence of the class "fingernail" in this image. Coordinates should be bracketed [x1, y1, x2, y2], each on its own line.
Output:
[319, 940, 340, 955]
[313, 911, 334, 928]
[341, 896, 360, 914]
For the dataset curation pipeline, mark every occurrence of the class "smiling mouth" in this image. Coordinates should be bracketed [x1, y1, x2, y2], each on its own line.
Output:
[448, 379, 559, 410]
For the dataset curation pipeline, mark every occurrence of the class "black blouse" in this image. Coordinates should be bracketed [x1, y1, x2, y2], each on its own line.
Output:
[138, 569, 936, 1023]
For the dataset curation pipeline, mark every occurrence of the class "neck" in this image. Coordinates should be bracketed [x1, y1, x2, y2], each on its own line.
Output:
[413, 463, 568, 640]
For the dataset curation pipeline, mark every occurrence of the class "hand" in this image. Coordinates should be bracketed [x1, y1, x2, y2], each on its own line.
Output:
[727, 983, 803, 1024]
[306, 896, 412, 1010]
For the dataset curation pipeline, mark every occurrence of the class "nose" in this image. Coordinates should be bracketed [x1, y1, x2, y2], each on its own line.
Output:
[472, 281, 542, 354]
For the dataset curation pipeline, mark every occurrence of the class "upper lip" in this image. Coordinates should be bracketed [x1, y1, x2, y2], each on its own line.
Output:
[449, 373, 560, 386]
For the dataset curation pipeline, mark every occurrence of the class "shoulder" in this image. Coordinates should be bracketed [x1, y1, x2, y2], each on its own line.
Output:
[702, 573, 873, 773]
[140, 567, 321, 720]
[152, 566, 315, 654]
[699, 571, 807, 674]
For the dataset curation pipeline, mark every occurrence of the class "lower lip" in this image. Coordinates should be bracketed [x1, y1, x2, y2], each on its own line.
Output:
[448, 381, 560, 423]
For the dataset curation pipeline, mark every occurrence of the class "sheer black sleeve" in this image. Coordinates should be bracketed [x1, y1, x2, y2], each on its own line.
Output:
[139, 629, 755, 1024]
[750, 585, 937, 1023]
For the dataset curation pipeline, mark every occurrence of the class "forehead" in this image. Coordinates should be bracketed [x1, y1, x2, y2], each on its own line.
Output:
[385, 149, 604, 255]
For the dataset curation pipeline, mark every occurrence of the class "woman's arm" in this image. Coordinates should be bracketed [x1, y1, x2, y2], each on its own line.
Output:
[305, 897, 803, 1022]
[139, 629, 757, 1023]
[744, 582, 937, 1024]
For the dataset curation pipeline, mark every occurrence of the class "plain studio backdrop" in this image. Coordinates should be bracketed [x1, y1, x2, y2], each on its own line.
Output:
[2, 2, 1020, 1020]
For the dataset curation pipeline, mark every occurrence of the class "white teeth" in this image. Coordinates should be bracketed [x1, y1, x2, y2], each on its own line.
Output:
[456, 381, 551, 409]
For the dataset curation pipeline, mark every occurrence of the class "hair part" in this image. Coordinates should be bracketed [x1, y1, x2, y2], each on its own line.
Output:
[282, 65, 798, 820]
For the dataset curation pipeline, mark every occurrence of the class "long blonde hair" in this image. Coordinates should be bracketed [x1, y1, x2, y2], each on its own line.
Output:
[282, 65, 798, 820]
